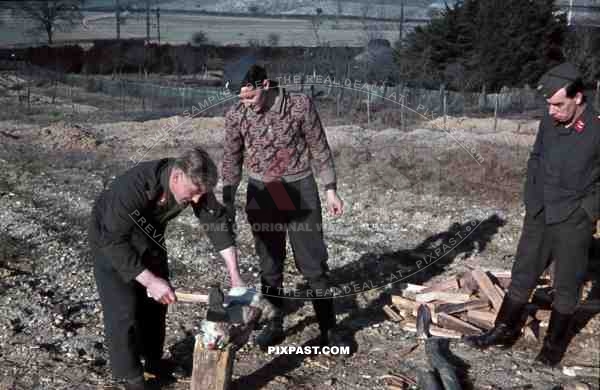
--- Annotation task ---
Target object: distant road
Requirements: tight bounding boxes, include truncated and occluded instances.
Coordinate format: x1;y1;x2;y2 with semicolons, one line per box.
81;6;430;23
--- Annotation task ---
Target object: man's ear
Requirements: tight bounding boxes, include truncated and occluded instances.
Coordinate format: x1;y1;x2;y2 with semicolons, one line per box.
171;167;183;183
575;92;583;105
263;79;270;90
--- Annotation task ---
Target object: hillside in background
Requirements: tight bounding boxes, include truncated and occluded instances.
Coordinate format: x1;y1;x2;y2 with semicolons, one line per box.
1;0;598;48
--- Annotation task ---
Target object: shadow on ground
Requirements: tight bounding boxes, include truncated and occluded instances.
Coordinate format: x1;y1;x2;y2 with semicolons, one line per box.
230;214;506;389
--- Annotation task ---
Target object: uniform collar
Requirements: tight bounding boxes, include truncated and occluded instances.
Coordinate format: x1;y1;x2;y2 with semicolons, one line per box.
241;87;287;117
556;104;588;135
158;159;175;206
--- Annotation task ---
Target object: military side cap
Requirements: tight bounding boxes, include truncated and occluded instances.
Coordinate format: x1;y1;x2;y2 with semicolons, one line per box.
223;55;258;94
537;62;581;98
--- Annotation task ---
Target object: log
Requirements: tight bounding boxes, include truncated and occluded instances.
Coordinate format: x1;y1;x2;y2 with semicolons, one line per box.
471;269;504;311
176;291;209;304
405;283;427;292
415;291;471;304
391;295;438;323
436;299;490;315
437;313;482;335
495;284;506;298
489;270;511;279
419;277;460;294
401;283;428;299
383;305;404;322
466;310;496;329
392;295;419;311
494;277;512;289
457;272;479;294
191;338;234;390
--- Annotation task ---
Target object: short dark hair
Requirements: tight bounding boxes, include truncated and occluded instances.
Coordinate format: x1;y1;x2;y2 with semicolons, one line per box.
241;64;278;90
241;65;268;88
174;147;218;190
565;78;586;102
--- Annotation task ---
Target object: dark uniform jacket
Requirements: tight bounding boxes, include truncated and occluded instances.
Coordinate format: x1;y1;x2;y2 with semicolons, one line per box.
524;104;600;224
89;159;234;282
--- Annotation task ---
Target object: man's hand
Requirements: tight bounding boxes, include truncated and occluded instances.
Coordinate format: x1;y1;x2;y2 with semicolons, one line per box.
230;272;246;288
135;269;176;305
594;219;600;239
326;189;344;217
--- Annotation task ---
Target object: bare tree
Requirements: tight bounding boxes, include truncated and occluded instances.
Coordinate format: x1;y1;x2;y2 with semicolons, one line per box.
10;0;83;45
116;0;120;40
267;32;280;47
360;2;371;21
336;0;343;24
310;7;323;46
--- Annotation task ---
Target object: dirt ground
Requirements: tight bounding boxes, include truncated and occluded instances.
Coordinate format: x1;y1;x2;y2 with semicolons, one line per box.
0;72;598;390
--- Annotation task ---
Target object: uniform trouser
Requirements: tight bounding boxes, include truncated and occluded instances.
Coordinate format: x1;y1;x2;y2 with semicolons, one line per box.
92;246;169;381
508;207;593;314
246;176;336;331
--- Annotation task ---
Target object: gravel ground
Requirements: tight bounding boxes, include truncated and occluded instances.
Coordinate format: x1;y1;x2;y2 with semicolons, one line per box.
0;75;598;390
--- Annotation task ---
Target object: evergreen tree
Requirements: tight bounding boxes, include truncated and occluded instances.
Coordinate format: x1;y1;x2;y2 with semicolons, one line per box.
402;0;567;91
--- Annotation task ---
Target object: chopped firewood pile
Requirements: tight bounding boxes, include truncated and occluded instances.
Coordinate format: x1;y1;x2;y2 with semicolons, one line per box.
383;268;554;341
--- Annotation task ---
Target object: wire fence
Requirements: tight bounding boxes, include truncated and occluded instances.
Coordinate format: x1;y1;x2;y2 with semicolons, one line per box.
2;60;599;128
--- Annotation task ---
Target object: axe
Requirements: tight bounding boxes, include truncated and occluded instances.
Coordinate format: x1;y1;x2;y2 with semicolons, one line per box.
175;283;229;323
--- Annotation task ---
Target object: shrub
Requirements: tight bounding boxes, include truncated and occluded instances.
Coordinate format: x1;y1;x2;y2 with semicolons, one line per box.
191;31;208;46
267;33;280;46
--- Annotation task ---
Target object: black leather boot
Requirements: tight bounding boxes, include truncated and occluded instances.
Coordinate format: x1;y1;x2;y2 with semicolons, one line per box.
255;311;285;351
535;310;572;367
313;298;336;345
464;297;527;349
123;377;147;390
313;298;353;353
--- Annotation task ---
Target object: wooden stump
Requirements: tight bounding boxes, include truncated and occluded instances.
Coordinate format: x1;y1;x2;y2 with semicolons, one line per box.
191;338;235;390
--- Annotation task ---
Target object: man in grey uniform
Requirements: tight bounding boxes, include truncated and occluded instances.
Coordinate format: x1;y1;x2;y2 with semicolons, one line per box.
465;63;599;367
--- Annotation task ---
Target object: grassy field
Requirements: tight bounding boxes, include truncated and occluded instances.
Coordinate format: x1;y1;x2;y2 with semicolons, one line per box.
0;11;403;47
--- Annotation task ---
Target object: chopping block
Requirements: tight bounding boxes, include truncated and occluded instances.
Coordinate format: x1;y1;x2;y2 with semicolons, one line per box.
177;285;261;390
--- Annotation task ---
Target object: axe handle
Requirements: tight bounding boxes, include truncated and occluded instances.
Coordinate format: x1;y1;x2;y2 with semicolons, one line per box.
175;291;209;304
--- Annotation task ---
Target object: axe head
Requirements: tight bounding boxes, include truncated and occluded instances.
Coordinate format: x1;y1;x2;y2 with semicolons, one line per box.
206;284;229;323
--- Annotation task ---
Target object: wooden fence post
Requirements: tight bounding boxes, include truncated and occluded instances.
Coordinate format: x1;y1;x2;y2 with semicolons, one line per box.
443;91;447;131
493;93;499;132
480;84;486;112
366;85;371;125
336;85;343;117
